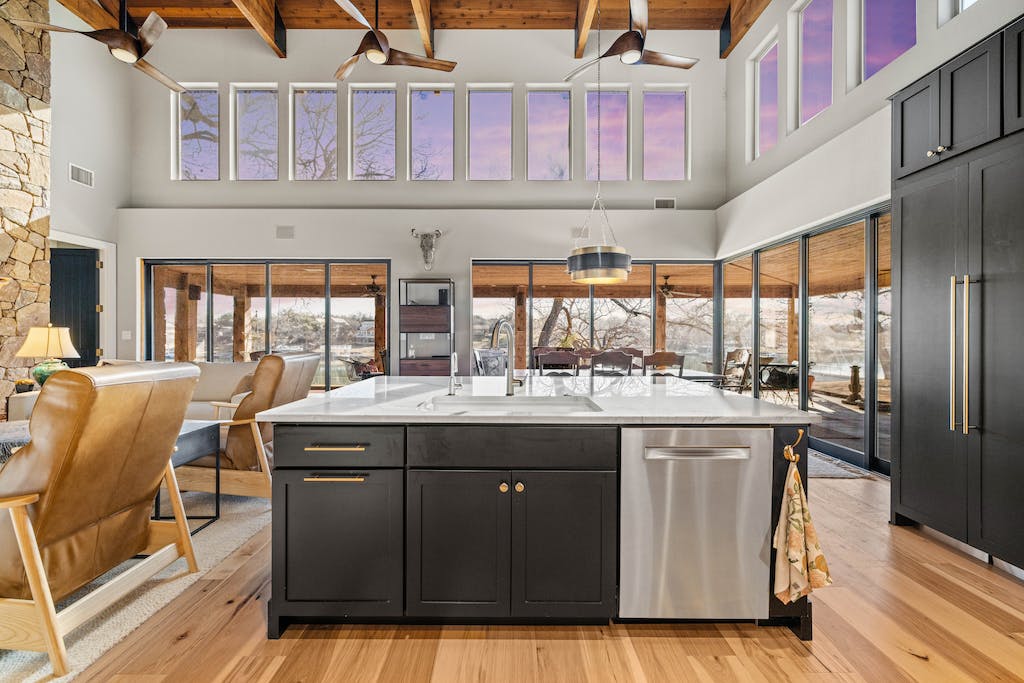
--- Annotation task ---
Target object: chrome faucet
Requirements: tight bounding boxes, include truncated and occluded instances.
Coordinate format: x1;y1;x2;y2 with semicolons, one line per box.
489;320;517;396
448;351;461;395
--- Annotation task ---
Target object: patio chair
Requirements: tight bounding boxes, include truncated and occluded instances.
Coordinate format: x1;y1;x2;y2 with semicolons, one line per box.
643;352;686;377
537;351;581;376
474;348;508;376
591;350;634;376
717;349;752;393
610;347;644;370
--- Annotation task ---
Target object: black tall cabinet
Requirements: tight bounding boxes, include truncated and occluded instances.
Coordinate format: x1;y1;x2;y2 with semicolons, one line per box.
892;16;1024;569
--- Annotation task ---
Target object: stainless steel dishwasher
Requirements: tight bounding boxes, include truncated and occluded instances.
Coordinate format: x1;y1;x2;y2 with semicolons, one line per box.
619;427;773;620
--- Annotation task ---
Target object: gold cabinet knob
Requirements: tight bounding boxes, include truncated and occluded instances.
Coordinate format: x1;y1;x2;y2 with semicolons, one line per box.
514;482;525;493
498;482;509;494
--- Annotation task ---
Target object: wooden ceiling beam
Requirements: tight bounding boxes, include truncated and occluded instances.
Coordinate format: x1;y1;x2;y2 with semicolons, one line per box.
58;0;119;30
410;0;433;58
574;0;598;59
720;0;772;58
228;0;287;57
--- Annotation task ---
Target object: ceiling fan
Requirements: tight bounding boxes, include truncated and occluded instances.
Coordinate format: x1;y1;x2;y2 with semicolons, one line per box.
333;0;457;80
13;0;183;92
362;274;385;297
564;0;699;81
659;275;700;299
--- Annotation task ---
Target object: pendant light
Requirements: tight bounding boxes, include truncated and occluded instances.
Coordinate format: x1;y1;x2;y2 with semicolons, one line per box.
568;0;632;286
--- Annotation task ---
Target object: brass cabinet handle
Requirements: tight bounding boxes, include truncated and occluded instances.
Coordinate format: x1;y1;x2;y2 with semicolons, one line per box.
936;145;949;153
303;476;365;483
514;482;525;493
927;149;937;158
498;482;509;494
304;444;367;452
963;275;971;435
949;275;957;432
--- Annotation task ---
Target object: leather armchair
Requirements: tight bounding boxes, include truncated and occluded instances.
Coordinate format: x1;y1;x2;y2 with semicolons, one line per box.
176;352;320;499
0;362;200;676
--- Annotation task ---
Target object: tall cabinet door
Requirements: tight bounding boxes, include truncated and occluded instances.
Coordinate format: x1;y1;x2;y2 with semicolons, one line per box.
1005;17;1024;135
938;34;1003;159
967;141;1024;567
509;471;616;619
893;164;969;539
406;470;512;617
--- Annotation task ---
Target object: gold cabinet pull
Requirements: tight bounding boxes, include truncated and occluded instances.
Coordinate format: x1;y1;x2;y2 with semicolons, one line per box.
963;275;971;435
514;482;525;493
498;482;509;494
303;476;365;483
304;444;367;452
949;275;957;432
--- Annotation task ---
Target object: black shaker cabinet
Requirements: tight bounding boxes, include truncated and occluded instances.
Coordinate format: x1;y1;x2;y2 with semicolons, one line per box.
892;33;1002;179
1005;16;1024;134
406;469;617;620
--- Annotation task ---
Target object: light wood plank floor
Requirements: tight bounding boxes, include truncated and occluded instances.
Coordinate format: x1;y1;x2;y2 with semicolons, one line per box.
79;475;1024;682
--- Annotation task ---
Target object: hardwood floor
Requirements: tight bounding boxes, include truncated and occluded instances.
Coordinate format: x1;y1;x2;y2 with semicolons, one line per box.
79;475;1024;682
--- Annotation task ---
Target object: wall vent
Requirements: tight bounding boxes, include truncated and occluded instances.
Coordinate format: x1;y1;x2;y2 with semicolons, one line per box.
69;164;94;188
654;198;676;210
276;225;296;239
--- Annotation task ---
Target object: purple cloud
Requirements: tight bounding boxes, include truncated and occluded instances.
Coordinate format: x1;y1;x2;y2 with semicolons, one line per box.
469;90;513;180
643;91;686;180
586;91;628;180
758;43;779;155
864;0;916;80
801;0;833;124
528;90;571;181
411;89;454;181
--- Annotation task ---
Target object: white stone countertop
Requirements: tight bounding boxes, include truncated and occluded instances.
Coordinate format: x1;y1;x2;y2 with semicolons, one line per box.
258;375;819;425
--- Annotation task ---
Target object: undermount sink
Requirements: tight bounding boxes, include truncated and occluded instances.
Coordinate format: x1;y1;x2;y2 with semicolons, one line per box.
420;394;603;415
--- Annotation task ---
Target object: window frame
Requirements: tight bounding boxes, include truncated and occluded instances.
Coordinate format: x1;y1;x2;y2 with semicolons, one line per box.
641;84;690;182
289;83;339;182
584;84;632;181
525;84;573;182
466;83;515;181
229;82;280;181
407;83;456;182
347;83;398;182
170;82;220;181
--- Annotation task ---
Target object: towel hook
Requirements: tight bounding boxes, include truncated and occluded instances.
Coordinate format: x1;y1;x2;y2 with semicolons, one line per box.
783;428;804;463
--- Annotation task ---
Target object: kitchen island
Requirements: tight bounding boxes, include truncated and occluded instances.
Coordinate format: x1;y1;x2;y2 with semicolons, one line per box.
259;376;817;640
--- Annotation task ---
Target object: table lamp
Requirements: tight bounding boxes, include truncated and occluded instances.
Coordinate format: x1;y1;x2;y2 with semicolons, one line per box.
16;323;80;385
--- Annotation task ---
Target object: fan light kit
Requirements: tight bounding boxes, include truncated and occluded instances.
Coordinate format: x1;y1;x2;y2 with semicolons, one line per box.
334;0;457;80
13;0;184;91
567;0;631;286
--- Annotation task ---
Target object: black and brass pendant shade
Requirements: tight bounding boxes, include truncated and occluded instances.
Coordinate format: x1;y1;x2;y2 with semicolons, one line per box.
568;244;632;285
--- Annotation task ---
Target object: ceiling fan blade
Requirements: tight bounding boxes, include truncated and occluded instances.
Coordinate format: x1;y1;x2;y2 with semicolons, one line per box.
629;0;649;37
385;49;456;71
333;0;374;30
138;12;168;57
602;30;644;59
11;20;80;33
335;53;362;80
133;58;185;92
638;49;699;69
563;56;602;81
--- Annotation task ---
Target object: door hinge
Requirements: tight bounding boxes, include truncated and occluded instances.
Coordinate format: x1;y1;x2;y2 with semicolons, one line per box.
96;260;103;269
95;304;103;313
96;348;103;357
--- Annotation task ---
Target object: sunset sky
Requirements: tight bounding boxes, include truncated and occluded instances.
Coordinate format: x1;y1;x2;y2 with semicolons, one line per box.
864;0;916;80
801;0;833;124
410;89;454;180
586;90;628;180
758;43;779;155
468;90;513;180
527;90;571;181
643;91;686;181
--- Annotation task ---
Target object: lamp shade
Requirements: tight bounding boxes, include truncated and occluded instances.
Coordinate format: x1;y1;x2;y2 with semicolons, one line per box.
16;324;80;359
567;245;632;285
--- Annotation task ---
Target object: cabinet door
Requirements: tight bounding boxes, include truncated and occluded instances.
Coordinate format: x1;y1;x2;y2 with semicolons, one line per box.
967;141;1024;566
510;471;616;619
892;72;941;179
1005;17;1024;135
939;34;1002;160
892;164;969;540
274;469;403;614
406;470;511;617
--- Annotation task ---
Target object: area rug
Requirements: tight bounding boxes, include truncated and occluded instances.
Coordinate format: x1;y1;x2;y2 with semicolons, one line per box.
0;492;271;682
808;449;870;478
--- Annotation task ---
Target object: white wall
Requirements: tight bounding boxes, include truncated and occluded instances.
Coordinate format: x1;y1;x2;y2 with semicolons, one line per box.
721;0;1023;250
127;28;727;210
48;1;132;243
114;207;717;372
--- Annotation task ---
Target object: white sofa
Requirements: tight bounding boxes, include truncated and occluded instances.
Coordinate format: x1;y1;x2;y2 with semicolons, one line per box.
6;360;258;422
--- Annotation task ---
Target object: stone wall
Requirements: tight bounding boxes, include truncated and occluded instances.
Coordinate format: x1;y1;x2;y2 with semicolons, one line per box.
0;0;50;411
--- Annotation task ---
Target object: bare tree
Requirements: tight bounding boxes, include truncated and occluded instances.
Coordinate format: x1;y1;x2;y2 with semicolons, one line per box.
179;91;219;179
352;90;396;180
236;89;278;179
294;90;338;180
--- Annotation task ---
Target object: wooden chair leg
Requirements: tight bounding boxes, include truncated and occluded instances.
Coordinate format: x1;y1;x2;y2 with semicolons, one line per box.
162;464;199;573
250;421;273;499
8;507;69;677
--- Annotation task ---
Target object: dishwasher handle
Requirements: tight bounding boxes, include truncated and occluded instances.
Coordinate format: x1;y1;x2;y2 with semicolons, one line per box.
643;446;751;461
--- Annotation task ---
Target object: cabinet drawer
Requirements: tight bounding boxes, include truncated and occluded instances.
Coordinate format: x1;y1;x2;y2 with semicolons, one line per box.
274;425;404;468
400;358;450;376
407;426;618;469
